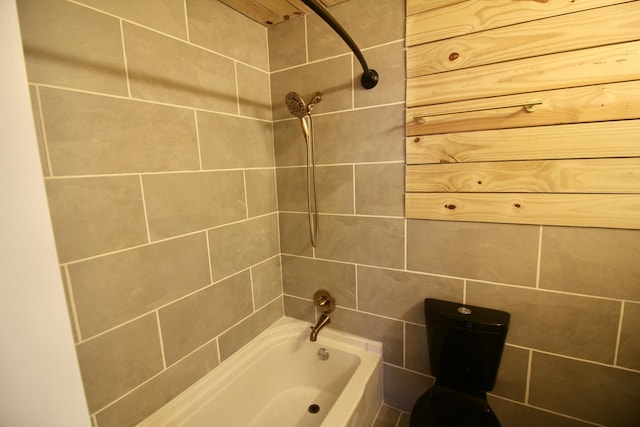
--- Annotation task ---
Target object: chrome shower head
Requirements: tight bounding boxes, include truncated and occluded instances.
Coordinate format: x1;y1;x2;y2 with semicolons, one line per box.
285;92;307;119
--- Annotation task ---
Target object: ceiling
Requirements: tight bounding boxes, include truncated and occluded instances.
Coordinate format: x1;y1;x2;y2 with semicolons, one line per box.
218;0;348;26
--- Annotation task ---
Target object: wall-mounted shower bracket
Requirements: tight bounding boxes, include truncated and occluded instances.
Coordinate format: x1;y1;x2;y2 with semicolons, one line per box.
314;289;335;313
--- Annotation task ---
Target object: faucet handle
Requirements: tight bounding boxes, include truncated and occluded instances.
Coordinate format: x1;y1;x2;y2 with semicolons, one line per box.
313;289;335;313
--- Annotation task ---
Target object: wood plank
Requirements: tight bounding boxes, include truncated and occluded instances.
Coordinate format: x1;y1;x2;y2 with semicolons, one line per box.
407;40;640;107
406;80;640;136
218;0;287;25
405;193;640;229
320;0;350;6
406;158;640;193
407;0;629;46
406;120;640;165
407;2;640;78
407;0;466;17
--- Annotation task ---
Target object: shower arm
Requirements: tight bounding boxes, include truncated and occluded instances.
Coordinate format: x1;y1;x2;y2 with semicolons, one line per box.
301;0;379;89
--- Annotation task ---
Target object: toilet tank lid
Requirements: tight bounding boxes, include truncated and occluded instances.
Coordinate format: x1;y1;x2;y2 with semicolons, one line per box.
425;298;510;332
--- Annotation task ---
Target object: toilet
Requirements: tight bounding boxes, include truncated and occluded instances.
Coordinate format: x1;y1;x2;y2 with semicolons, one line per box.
410;298;510;427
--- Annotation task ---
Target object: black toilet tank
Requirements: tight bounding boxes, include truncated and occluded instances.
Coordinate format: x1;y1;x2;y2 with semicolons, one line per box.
425;298;510;393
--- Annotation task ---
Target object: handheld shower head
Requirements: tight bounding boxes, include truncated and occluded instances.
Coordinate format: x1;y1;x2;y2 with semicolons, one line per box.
285;92;307;119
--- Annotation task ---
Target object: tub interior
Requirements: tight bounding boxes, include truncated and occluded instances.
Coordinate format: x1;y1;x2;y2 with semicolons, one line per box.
138;317;382;427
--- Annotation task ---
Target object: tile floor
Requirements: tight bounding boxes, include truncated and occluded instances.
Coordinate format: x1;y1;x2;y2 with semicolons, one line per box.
372;405;411;427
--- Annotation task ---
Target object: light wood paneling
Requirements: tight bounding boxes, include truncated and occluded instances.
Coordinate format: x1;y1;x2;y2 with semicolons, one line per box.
407;0;629;46
407;158;640;193
406;193;640;229
407;81;640;136
406;120;640;165
407;2;640;78
406;0;640;230
218;0;348;26
408;40;640;107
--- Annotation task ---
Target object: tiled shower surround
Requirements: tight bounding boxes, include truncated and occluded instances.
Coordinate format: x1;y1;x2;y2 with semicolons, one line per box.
17;0;639;426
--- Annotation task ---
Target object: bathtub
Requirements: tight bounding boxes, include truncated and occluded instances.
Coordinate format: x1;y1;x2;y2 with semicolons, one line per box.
138;317;383;427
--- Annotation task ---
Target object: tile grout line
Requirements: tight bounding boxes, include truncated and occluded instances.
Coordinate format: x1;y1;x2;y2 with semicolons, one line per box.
524;349;533;404
119;19;132;98
183;0;190;43
63;265;83;343
613;300;625;366
193;109;203;170
155;311;168;369
33;85;54;176
138;175;152;243
535;225;543;288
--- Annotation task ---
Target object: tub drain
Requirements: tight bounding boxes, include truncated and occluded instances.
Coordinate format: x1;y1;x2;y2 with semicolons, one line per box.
308;404;320;414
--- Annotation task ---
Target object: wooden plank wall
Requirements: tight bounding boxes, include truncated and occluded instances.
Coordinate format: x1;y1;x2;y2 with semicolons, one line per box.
218;0;348;26
405;0;640;229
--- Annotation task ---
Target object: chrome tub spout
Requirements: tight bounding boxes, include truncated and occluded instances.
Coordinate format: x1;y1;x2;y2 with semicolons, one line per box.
310;313;331;342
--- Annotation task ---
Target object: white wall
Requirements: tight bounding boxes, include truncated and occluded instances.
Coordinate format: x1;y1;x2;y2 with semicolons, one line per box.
0;1;90;425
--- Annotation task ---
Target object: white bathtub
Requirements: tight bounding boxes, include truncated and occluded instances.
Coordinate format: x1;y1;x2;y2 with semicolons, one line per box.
138;317;383;427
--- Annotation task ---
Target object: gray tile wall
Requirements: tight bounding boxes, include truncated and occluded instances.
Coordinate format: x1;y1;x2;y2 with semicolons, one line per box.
17;0;640;426
271;0;640;426
17;1;281;426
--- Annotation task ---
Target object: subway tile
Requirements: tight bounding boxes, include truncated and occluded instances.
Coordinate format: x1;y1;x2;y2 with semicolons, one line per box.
405;323;429;374
251;256;282;309
274;120;308;167
45;176;147;263
277;167;307;212
40;88;199;176
383;364;432;414
218;299;283;361
245;169;277;217
354;41;406;108
277;166;354;214
123;23;237;112
315;215;405;268
307;0;405;62
142;171;246;240
208;214;280;281
407;220;539;286
314;105;406;164
271;56;353;120
330;307;404;366
467;282;621;363
28;86;49;176
268;16;307;71
316;165;355;214
69;233;211;338
489;396;594;427
355;163;404;216
237;64;271;120
95;339;219;427
159;271;253;365
357;266;463;324
278;212;314;256
17;0;128;95
492;345;529;403
76;314;163;413
186;0;268;70
75;0;187;39
198;112;274;169
529;352;640;427
284;295;316;323
282;255;356;308
617;301;640;371
540;226;640;300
